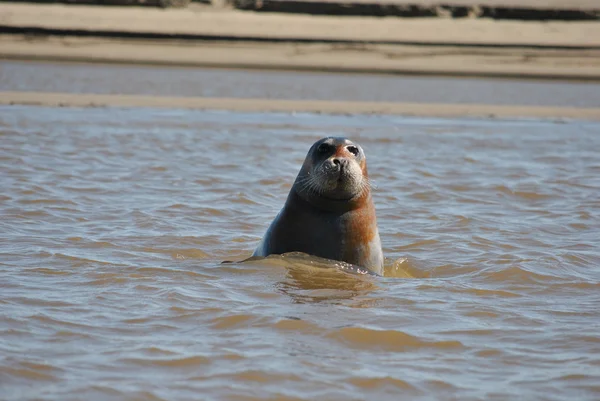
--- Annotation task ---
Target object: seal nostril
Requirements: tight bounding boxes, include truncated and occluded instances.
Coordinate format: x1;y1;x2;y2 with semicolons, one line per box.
332;158;340;166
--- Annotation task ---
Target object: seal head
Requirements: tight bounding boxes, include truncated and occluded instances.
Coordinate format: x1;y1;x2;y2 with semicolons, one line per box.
253;137;384;275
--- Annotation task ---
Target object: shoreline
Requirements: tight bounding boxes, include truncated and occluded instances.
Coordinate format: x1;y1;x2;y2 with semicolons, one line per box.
1;2;600;80
2;2;599;120
2;91;599;121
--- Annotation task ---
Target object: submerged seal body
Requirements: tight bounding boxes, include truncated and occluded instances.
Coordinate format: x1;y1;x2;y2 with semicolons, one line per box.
253;137;384;275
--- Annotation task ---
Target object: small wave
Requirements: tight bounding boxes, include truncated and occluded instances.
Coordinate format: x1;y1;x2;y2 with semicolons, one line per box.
134;266;216;280
1;360;63;381
138;247;209;260
426;379;459;390
19;198;78;205
139;347;178;356
29;314;95;330
25;267;73;276
475;349;504;357
82;269;137;286
556;373;596;381
229;193;262;206
442;329;497;337
348;376;418;391
396;239;440;252
2;367;56;381
251;252;381;277
408;191;445;201
53;253;117;267
53;330;94;339
133;284;161;292
166;306;225;322
449;286;522;298
82;240;118;249
464;310;500;319
492;185;552;200
14;210;52;218
273;318;322;334
7;296;76;307
541;281;600;293
384;257;428;278
209;314;265;330
120;355;210;368
477;265;562;285
205;370;303;384
327;327;464;352
58;185;108;193
121;317;155;324
198;207;230;217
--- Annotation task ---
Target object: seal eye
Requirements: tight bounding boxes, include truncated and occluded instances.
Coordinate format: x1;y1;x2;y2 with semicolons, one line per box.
317;143;333;154
347;145;360;156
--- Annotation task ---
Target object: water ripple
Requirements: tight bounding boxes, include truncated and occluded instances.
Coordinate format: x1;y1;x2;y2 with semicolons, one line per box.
1;105;600;400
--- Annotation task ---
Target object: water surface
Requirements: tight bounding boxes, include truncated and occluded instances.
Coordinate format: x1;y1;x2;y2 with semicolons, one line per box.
2;60;600;107
1;105;600;400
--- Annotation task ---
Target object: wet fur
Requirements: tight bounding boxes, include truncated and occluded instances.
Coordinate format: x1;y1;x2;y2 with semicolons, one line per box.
254;137;384;275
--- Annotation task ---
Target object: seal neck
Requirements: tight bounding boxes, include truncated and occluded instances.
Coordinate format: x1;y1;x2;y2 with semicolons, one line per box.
290;185;371;214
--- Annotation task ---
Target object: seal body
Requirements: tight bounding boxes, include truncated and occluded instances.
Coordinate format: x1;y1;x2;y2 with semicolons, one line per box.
253;137;384;275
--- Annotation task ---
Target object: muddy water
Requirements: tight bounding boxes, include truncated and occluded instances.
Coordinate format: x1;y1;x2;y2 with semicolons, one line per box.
1;104;600;400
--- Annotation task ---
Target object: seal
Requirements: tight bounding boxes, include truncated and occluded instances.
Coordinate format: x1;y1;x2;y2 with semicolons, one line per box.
253;137;384;275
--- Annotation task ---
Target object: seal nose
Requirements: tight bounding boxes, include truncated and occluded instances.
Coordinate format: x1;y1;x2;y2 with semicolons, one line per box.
331;158;348;171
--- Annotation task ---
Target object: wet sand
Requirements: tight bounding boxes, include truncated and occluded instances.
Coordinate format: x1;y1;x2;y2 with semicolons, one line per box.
2;35;599;81
2;90;599;120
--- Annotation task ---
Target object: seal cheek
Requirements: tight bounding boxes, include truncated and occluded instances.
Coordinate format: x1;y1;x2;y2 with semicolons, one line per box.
360;158;368;177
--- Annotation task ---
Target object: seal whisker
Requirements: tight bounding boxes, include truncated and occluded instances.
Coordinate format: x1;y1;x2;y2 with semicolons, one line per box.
309;176;324;197
296;175;318;196
364;177;377;192
298;173;326;197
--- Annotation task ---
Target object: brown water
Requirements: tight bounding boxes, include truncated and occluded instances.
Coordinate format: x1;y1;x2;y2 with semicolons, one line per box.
1;104;600;400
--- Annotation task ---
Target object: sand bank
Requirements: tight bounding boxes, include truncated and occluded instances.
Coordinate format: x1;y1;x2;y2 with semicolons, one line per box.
2;35;600;80
2;91;599;120
2;3;599;47
1;3;600;79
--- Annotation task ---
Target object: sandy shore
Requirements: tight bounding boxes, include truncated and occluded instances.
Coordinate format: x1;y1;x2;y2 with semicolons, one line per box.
2;35;600;80
1;2;600;80
1;2;599;118
2;91;599;120
2;3;600;47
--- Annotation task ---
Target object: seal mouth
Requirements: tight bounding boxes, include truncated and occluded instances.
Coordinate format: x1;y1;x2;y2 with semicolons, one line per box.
313;176;367;202
294;155;368;206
